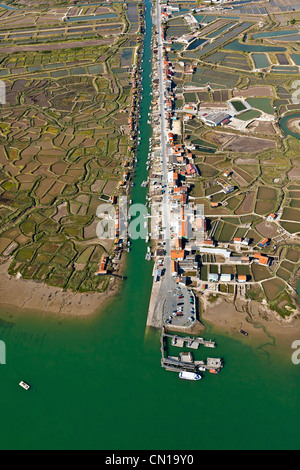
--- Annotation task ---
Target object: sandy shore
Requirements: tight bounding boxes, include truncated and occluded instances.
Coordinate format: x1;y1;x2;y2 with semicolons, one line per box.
0;258;125;317
199;293;300;350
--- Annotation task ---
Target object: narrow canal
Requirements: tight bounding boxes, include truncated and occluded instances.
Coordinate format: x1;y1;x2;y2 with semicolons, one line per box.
0;0;299;451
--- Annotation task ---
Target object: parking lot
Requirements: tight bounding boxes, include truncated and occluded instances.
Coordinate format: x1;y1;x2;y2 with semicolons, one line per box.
162;281;196;328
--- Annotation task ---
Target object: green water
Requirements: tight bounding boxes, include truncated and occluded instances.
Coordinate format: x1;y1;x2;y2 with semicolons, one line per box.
0;0;300;451
291;54;300;66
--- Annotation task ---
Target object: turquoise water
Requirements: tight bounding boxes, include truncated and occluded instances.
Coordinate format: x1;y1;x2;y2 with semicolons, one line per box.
0;303;299;450
192;23;253;59
272;34;300;42
224;39;286;53
194;15;204;23
253;30;297;39
186;38;207;50
271;66;299;74
280;113;300;139
202;15;217;23
0;3;15;10
171;43;184;51
206;22;235;39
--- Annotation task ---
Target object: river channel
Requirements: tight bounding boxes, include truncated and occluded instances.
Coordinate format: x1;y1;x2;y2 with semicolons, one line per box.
0;0;299;451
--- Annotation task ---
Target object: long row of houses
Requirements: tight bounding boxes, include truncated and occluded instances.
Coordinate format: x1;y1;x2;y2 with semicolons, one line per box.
154;4;274;289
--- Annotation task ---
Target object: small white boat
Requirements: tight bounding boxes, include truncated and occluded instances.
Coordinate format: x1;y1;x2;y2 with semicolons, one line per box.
19;381;30;390
179;371;201;381
198;366;206;372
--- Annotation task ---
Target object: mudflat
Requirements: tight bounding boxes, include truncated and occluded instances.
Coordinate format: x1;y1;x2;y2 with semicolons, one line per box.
0;259;121;316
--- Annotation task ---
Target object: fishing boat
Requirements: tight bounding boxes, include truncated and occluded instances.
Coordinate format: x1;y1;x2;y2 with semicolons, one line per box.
19;381;30;391
179;371;201;381
209;368;219;374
